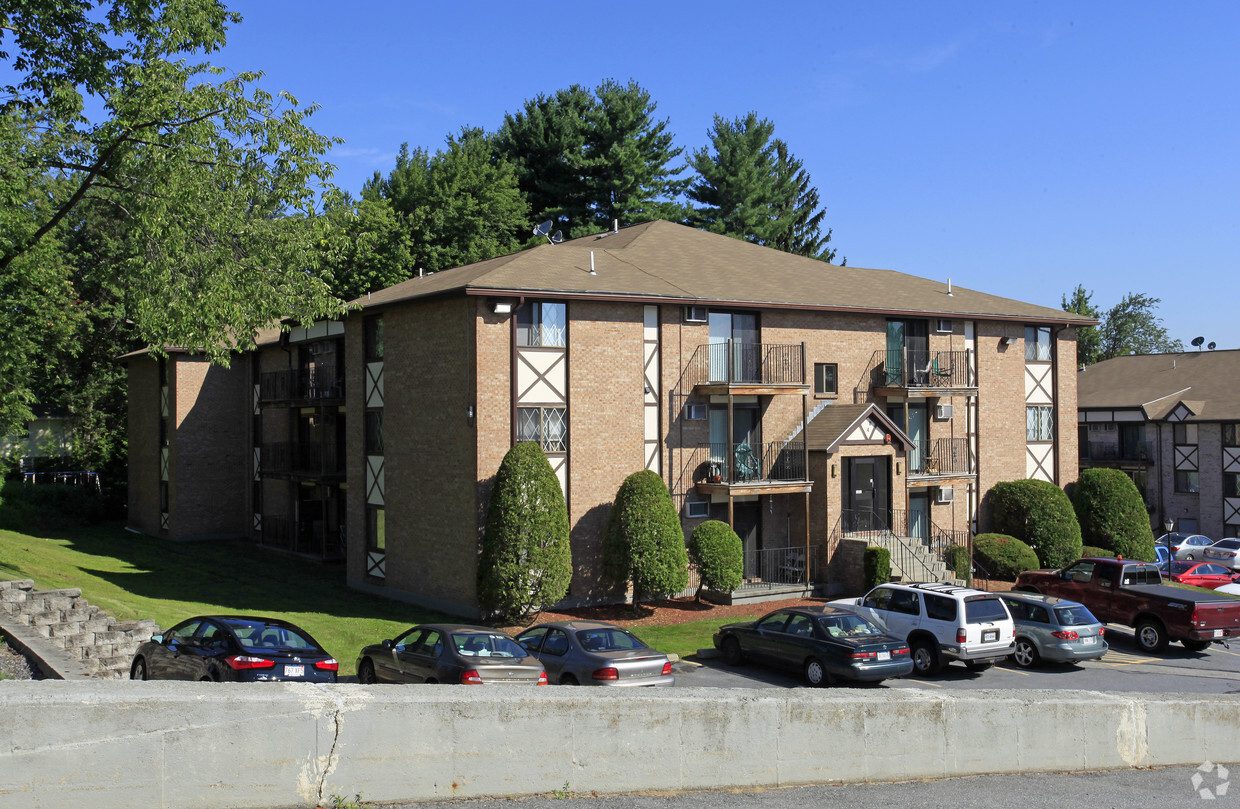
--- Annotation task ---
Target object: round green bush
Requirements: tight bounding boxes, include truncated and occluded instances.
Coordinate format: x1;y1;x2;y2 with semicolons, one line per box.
688;520;743;598
603;469;690;603
1081;545;1116;558
989;479;1083;568
1070;468;1157;562
863;546;891;590
947;544;972;582
973;533;1040;580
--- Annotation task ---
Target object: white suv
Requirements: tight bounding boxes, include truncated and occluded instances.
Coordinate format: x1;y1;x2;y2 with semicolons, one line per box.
834;582;1015;675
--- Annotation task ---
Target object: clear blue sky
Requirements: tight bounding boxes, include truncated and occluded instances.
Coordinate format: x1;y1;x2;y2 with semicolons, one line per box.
192;3;1240;349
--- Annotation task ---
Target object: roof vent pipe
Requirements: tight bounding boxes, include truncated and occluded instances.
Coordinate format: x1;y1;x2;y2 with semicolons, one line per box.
947;278;954;296
589;251;597;275
613;219;619;233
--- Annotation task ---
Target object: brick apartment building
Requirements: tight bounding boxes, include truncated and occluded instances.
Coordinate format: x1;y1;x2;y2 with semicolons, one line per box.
126;220;1090;616
1077;349;1240;540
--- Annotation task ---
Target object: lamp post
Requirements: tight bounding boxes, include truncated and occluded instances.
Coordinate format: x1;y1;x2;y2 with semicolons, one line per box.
1164;518;1174;567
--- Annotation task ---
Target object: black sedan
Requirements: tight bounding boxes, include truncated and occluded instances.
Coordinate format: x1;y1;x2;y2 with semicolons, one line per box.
712;605;913;686
356;624;547;685
129;616;338;683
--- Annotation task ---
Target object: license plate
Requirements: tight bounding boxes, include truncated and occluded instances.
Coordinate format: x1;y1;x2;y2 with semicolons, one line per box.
1081;636;1095;645
1215;630;1224;638
284;664;304;677
982;629;998;642
877;651;891;661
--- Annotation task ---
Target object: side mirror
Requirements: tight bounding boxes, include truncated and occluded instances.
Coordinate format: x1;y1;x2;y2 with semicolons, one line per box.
150;634;164;645
381;639;394;649
1059;571;1071;580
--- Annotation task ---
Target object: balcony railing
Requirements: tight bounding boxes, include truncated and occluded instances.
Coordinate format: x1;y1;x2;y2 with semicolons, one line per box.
685;341;805;389
873;349;974;389
687;440;807;486
1083;441;1154;463
909;437;973;476
741;544;810;586
260;442;342;477
259;365;345;403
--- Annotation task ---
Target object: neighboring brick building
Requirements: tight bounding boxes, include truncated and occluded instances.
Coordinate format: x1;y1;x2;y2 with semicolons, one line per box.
126;220;1090;615
1077;349;1240;540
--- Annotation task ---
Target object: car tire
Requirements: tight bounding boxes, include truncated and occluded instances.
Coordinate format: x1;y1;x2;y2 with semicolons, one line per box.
964;660;993;672
803;657;833;687
130;658;148;681
721;636;745;666
1186;554;1195;561
910;639;941;676
358;659;377;684
560;674;580;685
1135;619;1169;653
1182;639;1212;652
1012;639;1040;668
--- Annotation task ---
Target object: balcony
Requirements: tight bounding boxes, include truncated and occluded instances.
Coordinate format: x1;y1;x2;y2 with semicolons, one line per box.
688;440;812;495
685;342;807;395
871;349;975;397
259;365;344;404
908;437;974;479
260;515;344;560
1082;441;1154;465
259;442;343;479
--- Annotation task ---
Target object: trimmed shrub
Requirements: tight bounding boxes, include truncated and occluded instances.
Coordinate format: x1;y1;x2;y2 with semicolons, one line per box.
973;533;1040;580
989;479;1083;568
602;470;690;604
0;481;105;531
477;442;572;623
863;546;891;591
1082;545;1116;558
1071;468;1157;562
688;520;743;600
947;544;972;582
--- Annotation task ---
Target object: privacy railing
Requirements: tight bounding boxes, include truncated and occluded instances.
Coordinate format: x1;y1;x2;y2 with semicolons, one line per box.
684;341;805;389
872;349;974;389
259;365;345;403
685;440;807;485
1083;441;1155;463
909;437;973;476
741;544;812;587
260;515;345;560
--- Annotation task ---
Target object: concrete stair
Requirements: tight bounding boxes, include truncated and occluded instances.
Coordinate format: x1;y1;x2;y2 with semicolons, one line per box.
867;535;965;586
0;580;159;679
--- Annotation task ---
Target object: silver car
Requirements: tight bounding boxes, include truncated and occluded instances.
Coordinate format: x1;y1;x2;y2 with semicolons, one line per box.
999;592;1107;668
516;620;674;686
356;624;547;685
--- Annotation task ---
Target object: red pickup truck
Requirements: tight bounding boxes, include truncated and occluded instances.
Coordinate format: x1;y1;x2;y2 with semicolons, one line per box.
1014;557;1240;653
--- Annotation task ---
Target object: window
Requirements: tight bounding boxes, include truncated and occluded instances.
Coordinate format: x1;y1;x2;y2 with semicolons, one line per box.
814;363;838;396
1024;326;1051;361
684;402;706;420
1175;470;1199;493
936;319;953;333
1226;474;1240;498
1227;524;1240;538
1026;406;1054;441
541;629;570;656
1225;424;1240;447
686;500;709;518
1173;423;1198;445
518;407;567;452
889;590;920;616
1087;423;1116;432
365;410;384;455
923;593;956;621
366;507;385;551
516;302;566;347
364;315;384;362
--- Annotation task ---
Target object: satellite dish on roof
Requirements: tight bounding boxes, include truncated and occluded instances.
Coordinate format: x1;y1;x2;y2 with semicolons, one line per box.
533;220;552;237
1208;342;1217;350
550;230;563;244
1192;336;1205;349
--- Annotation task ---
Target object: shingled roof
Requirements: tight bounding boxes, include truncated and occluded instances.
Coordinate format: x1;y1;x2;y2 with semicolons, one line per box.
1077;349;1240;421
357;219;1093;325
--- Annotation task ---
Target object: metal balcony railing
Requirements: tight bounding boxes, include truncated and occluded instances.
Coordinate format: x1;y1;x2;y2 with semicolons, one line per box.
260;515;345;560
686;440;807;486
684;341;805;389
1083;441;1154;463
259;365;345;403
909;437;973;476
873;349;974;389
260;442;342;477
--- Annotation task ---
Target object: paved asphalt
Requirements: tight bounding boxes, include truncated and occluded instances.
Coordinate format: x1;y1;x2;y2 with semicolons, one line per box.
388;766;1232;809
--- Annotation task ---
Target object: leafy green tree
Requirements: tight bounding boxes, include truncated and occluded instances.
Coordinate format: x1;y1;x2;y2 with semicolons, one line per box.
366;129;529;273
1061;285;1102;367
477;442;572;622
315;196;415;301
602;470;689;605
1099;292;1184;360
496;80;687;238
0;0;344;440
686;112;838;260
988;479;1083;568
1070;468;1157;562
972;533;1040;580
687;520;743;601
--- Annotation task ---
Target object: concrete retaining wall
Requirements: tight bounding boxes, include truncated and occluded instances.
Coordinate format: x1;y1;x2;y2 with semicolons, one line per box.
2;682;1239;809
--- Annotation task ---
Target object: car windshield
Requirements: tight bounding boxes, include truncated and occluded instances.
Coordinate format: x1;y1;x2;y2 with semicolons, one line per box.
964;597;1008;623
1054;605;1099;627
226;620;319;652
452;633;525;658
575;628;647;652
817;613;883;638
1215;540;1240;550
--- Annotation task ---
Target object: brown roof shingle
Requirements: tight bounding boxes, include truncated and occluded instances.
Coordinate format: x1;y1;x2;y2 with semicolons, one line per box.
1077;350;1240;421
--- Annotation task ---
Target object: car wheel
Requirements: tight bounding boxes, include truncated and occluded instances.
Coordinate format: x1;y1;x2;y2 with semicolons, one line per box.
130;658;148;681
803;657;833;687
560;674;579;685
721;636;745;666
1012;638;1040;669
964;660;993;672
1135;619;1168;653
358;659;377;684
910;639;941;676
1183;639;1212;652
1186;554;1195;561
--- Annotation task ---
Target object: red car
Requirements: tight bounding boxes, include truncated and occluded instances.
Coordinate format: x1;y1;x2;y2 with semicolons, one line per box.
1165;561;1240;589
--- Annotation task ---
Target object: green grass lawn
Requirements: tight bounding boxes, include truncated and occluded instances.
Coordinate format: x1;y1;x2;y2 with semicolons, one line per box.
0;523;742;673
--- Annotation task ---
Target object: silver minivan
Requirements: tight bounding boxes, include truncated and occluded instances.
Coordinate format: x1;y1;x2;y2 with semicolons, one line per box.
999;591;1107;668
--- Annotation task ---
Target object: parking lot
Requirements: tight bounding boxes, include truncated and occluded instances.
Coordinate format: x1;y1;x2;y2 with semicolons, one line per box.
673;624;1240;694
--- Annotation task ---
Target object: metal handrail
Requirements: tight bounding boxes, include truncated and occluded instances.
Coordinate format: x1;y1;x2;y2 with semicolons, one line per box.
872;348;974;389
259;365;345;403
685;341;805;388
686;441;807;485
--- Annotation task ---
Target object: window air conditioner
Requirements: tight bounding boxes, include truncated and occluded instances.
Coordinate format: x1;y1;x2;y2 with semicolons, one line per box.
684;306;708;323
935;486;955;504
934;403;954;420
686;403;707;420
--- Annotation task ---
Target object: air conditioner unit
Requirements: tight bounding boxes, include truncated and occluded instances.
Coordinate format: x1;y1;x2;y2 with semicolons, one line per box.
684;306;708;323
935;486;955;504
935;403;954;420
936;319;953;333
685;403;707;420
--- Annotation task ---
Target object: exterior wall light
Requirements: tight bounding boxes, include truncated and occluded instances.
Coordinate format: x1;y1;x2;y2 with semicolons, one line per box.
493;301;514;315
